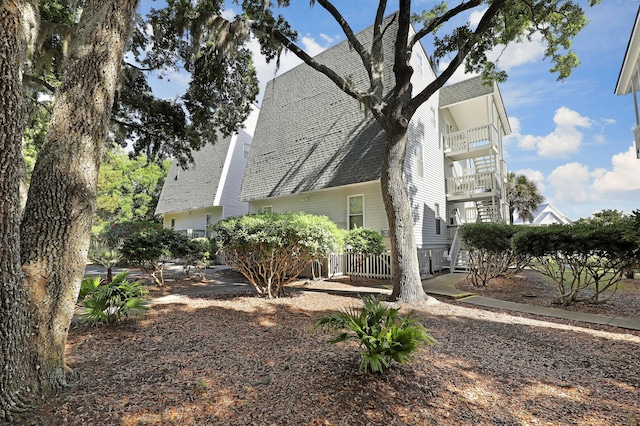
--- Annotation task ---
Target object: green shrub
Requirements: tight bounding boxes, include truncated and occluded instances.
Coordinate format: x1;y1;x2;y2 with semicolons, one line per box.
80;271;149;326
512;221;639;305
212;211;343;298
120;227;205;285
345;228;385;256
457;223;527;286
315;296;437;373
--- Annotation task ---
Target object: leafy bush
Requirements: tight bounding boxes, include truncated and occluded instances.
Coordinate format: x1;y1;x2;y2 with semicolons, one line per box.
80;271;149;326
120;227;205;285
212;211;343;298
512;221;639;305
457;223;527;286
345;228;386;281
315;296;437;373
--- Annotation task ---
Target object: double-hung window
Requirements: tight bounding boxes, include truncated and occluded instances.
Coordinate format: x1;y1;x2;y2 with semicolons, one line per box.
348;195;364;229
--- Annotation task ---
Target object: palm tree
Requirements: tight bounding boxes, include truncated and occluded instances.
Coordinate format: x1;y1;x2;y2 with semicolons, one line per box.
507;172;545;224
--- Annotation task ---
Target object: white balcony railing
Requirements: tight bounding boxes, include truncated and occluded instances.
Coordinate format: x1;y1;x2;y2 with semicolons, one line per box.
446;171;498;198
443;124;500;155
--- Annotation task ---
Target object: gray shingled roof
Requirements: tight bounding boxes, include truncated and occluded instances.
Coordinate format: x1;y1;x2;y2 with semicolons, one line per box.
155;137;232;214
239;15;400;202
439;76;494;107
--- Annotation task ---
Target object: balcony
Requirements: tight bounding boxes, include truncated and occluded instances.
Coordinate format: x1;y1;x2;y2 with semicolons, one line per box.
446;171;502;201
443;124;500;160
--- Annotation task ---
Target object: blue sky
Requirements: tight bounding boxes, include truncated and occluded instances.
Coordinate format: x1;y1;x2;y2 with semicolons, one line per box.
146;0;640;220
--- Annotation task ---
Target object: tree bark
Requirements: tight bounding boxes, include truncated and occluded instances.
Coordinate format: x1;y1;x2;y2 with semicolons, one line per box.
0;0;40;421
382;124;428;303
19;0;139;397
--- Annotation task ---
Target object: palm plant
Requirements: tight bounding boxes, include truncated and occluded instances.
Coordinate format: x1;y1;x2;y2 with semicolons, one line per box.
80;271;149;326
315;296;437;373
507;172;545;224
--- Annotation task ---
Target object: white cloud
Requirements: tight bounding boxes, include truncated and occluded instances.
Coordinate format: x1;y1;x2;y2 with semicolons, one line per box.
537;144;640;219
514;107;591;158
547;162;591;204
592;145;640;193
487;34;546;71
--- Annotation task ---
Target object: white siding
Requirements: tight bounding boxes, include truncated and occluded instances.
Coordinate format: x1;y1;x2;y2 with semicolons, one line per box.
163;206;223;235
249;181;391;245
216;106;259;218
405;37;448;248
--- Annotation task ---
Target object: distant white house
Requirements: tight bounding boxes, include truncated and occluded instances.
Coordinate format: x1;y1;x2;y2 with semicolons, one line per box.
154;105;260;237
513;203;573;226
615;6;640;159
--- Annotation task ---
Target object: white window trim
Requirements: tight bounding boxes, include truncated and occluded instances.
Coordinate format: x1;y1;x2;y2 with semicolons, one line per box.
347;194;365;229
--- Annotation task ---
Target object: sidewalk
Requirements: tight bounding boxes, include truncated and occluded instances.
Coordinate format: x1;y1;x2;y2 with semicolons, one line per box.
422;272;640;331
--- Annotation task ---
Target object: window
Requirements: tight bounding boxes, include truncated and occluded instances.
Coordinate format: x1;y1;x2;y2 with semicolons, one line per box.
435;203;441;235
430;106;437;128
170;218;175;229
416;142;424;178
348;195;364;229
261;206;273;213
243;140;251;159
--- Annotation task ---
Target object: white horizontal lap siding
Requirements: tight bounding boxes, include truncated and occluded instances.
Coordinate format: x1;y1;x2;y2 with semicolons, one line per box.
163;207;222;232
249;181;388;232
406;46;448;248
217;131;250;219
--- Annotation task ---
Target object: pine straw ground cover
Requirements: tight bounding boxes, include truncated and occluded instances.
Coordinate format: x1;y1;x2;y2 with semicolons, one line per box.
19;270;640;426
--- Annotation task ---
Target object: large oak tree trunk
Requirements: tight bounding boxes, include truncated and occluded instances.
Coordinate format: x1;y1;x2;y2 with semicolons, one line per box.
0;0;40;421
382;124;428;303
19;0;138;398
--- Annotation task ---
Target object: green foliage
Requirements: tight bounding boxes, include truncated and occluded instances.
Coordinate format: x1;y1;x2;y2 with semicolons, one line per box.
96;148;170;226
512;221;640;305
78;276;102;303
212;211;343;298
457;223;527;286
88;239;122;283
80;272;149;326
315;296;437;373
101;220;163;248
345;228;385;257
120;226;206;286
506;172;545;224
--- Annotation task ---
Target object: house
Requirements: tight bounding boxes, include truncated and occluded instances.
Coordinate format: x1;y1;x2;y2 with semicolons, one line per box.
615;5;640;159
513;203;573;226
238;14;511;275
154;105;259;237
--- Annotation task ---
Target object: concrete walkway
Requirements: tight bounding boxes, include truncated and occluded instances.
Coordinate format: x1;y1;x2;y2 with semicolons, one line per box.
422;272;640;331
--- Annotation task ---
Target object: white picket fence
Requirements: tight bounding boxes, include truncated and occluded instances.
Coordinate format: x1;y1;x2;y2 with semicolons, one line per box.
302;246;449;280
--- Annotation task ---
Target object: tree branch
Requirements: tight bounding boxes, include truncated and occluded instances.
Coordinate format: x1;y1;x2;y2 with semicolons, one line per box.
246;20;373;105
409;0;483;48
125;61;155;72
316;0;372;79
406;0;507;118
22;74;56;93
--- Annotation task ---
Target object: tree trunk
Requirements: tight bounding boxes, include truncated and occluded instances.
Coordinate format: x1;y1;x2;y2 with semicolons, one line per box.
382;125;428;303
19;0;139;397
0;0;40;421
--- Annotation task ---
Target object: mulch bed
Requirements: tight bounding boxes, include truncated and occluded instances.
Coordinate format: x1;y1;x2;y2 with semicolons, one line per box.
16;269;640;425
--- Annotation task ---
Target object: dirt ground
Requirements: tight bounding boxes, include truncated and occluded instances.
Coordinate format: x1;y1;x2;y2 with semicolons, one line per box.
17;269;640;426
